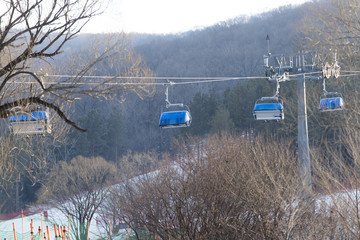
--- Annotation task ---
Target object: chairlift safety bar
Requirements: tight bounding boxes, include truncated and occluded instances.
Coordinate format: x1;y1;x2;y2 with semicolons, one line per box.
260;97;280;101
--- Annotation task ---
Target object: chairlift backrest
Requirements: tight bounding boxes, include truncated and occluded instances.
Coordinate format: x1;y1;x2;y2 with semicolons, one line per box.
319;96;344;112
321;77;344;112
9;111;51;134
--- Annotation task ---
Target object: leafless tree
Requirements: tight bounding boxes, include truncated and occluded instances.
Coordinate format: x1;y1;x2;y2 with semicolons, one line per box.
108;133;338;239
0;0;154;130
117;151;160;178
0;0;154;210
37;155;117;240
92;151;161;239
311;126;360;239
300;0;360;68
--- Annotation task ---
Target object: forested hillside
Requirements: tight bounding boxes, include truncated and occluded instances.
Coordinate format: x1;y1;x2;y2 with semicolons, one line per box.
65;5;309;157
24;4;311;163
7;1;360;237
118;4;307;150
1;3;314;211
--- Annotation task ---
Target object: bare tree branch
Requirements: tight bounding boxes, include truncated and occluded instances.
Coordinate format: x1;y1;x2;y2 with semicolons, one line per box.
0;96;86;132
0;0;154;132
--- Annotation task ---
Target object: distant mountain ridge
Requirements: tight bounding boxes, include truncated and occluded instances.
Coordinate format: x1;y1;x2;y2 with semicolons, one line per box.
132;4;307;77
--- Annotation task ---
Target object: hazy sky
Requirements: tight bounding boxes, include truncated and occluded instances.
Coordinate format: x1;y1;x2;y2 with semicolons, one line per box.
82;0;310;34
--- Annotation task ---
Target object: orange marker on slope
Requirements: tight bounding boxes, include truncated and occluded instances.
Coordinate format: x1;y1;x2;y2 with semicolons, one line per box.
47;226;50;240
54;225;58;239
57;226;61;240
12;222;16;240
30;220;33;240
63;226;66;240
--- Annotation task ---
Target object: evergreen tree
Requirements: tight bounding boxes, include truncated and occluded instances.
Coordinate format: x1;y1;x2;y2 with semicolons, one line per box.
187;91;218;135
74;108;107;158
105;106;125;161
224;79;273;131
210;106;235;134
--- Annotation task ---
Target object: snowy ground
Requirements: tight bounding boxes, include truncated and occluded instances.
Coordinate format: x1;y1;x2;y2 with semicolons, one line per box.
0;207;129;240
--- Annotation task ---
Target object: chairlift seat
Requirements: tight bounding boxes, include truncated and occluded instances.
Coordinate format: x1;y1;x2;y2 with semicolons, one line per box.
159;110;191;128
319;97;344;112
253;103;284;121
9;111;51;134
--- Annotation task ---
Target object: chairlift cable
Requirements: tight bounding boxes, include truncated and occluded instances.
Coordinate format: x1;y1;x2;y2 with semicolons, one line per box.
8;71;360;87
13;75;270;86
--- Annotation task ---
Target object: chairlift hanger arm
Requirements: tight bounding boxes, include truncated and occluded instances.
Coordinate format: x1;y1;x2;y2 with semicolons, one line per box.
264;77;282;99
164;84;184;108
322;77;340;96
322;78;328;95
165;85;171;106
274;78;280;97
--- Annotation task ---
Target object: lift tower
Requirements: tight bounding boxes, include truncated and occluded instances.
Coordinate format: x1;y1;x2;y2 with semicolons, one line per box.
263;36;340;198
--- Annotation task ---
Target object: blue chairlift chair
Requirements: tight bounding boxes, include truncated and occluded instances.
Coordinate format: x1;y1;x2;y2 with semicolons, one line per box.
253;97;284;121
253;77;284;121
9;110;51;134
159;84;192;128
320;78;344;112
319;94;344;112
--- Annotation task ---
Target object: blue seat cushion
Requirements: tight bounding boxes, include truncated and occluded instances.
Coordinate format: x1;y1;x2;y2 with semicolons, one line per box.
254;103;283;111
